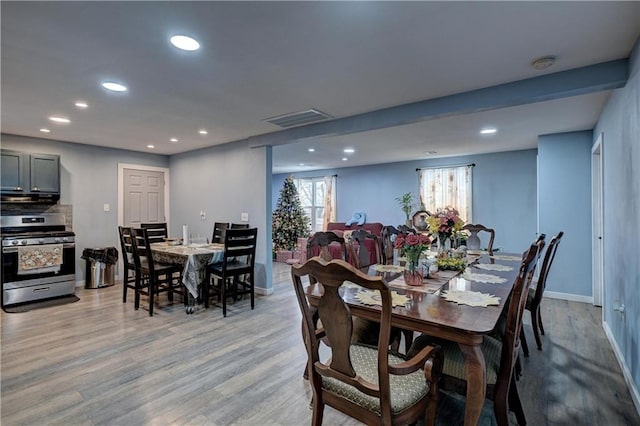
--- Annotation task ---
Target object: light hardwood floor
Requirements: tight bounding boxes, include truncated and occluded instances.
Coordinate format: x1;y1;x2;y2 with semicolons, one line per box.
1;262;638;425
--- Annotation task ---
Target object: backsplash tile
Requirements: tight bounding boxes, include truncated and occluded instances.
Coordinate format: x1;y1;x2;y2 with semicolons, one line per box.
1;203;73;230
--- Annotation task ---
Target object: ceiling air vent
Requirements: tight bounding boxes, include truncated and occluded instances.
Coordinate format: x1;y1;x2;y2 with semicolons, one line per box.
264;109;333;128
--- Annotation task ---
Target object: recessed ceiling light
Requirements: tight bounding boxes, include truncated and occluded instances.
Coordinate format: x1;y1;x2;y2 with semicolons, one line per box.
170;35;200;51
343;148;355;154
147;144;155;149
480;128;497;135
198;129;208;135
299;163;305;166
170;138;179;143
75;101;88;108
308;148;315;152
424;150;437;155
40;128;51;133
531;55;556;70
48;116;70;124
342;157;348;161
101;81;128;92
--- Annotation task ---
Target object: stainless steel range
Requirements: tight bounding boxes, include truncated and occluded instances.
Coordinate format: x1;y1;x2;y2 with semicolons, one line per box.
1;213;76;307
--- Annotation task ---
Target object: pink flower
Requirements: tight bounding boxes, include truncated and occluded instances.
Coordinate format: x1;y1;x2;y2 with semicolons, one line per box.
405;234;420;246
394;235;406;249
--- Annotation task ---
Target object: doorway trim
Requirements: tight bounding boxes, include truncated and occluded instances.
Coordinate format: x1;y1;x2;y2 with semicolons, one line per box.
117;163;170;280
591;133;604;308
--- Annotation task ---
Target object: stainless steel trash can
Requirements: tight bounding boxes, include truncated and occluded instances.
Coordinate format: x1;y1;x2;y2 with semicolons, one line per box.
83;247;118;289
88;260;115;288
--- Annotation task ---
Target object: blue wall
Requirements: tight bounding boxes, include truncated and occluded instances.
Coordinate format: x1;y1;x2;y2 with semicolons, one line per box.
274;149;538;253
538;130;593;297
594;36;640;403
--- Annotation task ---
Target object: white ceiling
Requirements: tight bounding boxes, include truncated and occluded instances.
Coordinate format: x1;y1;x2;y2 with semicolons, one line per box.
1;2;639;173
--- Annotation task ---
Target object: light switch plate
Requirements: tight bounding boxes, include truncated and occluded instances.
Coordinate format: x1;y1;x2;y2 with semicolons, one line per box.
241;212;249;221
103;203;110;212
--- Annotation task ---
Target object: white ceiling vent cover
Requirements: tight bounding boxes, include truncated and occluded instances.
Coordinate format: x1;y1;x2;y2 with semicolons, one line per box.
264;109;333;128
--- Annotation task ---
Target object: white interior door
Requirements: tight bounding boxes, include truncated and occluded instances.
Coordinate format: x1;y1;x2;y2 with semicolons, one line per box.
123;168;165;227
592;134;604;308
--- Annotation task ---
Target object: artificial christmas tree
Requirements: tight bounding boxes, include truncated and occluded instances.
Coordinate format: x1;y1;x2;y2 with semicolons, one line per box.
272;176;310;259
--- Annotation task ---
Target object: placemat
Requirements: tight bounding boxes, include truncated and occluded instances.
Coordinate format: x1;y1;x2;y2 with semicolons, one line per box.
466;250;487;256
372;264;405;273
441;290;500;307
490;254;522;262
355;289;408;307
473;263;514;272
460;271;507;284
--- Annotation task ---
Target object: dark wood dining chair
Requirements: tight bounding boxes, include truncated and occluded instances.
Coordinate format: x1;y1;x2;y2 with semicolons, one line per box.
203;227;258;316
380;225;401;265
117;226;139;303
230;223;249;229
130;227;183;316
140;222;168;244
306;231;347;262
291;257;443;426
462;223;495;254
521;231;564;356
345;229;405;353
397;224;417;235
346;229;382;271
211;222;229;244
408;238;543;426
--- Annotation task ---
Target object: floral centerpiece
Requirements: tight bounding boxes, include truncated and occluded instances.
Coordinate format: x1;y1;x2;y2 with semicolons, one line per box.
394;233;432;286
436;256;466;271
427;207;464;252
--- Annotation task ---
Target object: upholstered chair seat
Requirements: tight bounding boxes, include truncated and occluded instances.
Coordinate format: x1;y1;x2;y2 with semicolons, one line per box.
323;344;432;416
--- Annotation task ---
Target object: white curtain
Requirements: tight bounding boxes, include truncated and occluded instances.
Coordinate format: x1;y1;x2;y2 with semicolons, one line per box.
323;175;337;231
419;165;473;222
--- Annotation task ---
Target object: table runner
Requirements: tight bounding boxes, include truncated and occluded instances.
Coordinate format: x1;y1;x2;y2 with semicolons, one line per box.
387;269;460;294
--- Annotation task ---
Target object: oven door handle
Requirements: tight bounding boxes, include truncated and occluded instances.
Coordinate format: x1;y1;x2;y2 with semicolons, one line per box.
2;243;75;254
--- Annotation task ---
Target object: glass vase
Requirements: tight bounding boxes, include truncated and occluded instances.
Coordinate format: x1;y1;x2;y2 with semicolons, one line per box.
438;233;451;254
403;260;424;286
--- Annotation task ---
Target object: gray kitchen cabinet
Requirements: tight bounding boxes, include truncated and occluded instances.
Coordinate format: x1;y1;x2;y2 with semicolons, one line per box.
1;149;27;193
29;153;60;193
1;149;60;195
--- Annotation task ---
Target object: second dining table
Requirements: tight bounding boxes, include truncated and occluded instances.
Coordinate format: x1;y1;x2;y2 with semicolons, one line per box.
304;251;525;426
151;241;225;313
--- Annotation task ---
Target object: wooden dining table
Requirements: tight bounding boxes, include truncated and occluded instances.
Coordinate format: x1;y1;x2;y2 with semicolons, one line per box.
304;251;524;426
151;242;224;313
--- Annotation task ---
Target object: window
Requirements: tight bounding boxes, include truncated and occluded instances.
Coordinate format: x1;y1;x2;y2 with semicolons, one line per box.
419;165;473;222
295;177;325;233
295;175;336;232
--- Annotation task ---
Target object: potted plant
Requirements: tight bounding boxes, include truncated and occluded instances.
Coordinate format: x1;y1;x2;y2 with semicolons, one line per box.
395;192;415;227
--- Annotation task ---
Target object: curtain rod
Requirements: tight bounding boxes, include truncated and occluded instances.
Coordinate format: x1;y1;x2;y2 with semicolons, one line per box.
415;163;475;172
292;174;338;179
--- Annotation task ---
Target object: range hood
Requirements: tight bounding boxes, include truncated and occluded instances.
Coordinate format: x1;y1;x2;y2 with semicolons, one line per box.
1;193;60;204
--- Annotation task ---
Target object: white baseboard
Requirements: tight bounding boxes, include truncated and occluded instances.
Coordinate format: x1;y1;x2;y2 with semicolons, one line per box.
603;321;640;416
76;280;84;288
544;290;593;304
255;286;274;296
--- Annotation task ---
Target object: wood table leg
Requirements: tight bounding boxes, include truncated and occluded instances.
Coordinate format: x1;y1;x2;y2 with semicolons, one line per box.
459;343;486;426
